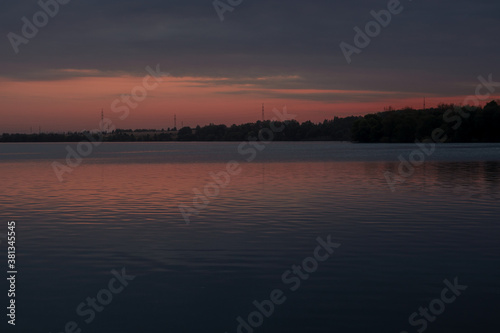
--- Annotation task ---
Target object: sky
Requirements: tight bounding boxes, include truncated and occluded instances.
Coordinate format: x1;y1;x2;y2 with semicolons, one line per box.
1;0;499;132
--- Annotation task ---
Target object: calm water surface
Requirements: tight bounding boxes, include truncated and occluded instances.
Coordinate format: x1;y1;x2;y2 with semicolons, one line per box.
0;142;499;332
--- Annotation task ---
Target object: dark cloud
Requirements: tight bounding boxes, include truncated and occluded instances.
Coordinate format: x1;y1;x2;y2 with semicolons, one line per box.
1;0;499;96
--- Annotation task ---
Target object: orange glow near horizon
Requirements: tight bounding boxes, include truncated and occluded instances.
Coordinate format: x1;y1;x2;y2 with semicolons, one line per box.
1;73;498;133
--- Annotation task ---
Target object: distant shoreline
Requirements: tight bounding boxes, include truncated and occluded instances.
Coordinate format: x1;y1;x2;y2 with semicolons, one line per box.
2;101;499;143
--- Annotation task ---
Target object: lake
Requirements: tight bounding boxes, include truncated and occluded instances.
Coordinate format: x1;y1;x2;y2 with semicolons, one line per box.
1;142;499;333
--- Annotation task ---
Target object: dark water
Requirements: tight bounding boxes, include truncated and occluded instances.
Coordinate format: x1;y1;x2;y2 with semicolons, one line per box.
1;142;499;333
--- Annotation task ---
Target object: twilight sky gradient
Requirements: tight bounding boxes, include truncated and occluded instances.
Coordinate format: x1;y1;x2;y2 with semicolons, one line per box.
1;0;499;132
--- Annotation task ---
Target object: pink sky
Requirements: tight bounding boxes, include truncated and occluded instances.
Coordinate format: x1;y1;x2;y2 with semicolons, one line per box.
1;72;498;133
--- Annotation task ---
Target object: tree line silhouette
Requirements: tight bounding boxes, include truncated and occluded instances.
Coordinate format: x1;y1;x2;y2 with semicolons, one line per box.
0;117;358;142
1;101;499;143
352;100;500;143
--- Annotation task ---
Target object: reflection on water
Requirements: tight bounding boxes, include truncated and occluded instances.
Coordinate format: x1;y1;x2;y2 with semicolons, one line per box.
0;142;499;333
